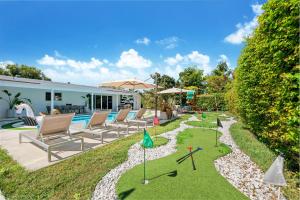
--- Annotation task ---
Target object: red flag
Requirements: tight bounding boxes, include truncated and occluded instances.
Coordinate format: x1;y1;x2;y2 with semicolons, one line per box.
153;116;160;126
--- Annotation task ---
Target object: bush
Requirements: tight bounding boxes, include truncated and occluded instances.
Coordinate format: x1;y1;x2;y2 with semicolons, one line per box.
235;0;299;170
224;81;239;115
196;93;226;111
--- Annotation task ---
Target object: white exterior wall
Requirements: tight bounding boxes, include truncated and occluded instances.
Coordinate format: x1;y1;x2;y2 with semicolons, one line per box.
0;87;89;118
0;86;141;118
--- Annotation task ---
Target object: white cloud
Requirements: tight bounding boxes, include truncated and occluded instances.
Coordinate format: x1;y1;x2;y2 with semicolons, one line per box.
164;53;184;65
162;51;211;75
187;51;210;67
164;65;183;79
225;4;263;44
100;67;109;74
43;67;138;86
0;60;14;69
37;55;66;66
37;51;152;85
218;54;231;66
135;37;150;45
37;55;103;70
156;36;180;49
66;57;103;70
116;49;152;69
251;4;263;15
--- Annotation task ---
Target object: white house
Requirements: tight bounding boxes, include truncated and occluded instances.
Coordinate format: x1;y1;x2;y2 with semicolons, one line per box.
0;75;141;119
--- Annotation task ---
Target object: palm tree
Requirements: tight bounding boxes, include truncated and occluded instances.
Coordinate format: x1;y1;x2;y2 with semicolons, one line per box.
0;90;31;117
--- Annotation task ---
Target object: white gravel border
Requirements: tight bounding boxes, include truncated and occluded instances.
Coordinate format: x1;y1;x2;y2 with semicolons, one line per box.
214;118;285;200
92;117;193;200
0;191;5;200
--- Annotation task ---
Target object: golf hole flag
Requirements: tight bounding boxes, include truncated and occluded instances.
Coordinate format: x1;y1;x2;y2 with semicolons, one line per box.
263;155;286;199
142;129;153;184
263;155;286;186
201;112;206;120
143;129;153;148
217;118;223;128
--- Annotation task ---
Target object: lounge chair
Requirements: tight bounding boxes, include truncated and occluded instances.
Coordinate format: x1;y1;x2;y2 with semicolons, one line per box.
127;108;148;130
83;112;120;143
19;113;84;162
109;108;131;133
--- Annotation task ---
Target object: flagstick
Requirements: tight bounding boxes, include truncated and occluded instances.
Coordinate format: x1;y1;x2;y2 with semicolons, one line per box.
215;129;218;147
144;146;146;184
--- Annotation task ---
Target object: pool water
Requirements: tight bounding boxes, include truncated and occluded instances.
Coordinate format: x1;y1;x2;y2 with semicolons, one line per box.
72;111;137;126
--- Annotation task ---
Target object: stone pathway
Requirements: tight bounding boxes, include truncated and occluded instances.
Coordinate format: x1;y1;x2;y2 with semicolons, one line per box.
0;191;5;200
92;117;193;200
214;118;284;200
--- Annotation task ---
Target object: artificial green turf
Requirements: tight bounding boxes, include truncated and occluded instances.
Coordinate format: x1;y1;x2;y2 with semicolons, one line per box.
152;136;169;147
185;120;217;128
116;128;248;200
230;122;300;200
0;115;190;199
185;112;232;128
1;122;36;130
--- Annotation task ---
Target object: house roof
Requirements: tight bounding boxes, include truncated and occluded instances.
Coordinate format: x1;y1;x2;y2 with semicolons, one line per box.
0;75;137;95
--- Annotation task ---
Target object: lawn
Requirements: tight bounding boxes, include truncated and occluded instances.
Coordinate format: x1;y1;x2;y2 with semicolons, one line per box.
230;122;299;200
185;111;231;128
0;115;190;199
148;136;169;148
116;128;248;200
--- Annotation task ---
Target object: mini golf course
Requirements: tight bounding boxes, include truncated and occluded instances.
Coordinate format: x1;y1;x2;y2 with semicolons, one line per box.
116;127;248;200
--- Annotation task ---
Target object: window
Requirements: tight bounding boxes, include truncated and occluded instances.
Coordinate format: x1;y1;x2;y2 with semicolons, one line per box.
45;92;62;101
108;96;112;109
95;95;101;109
102;96;107;109
45;92;51;101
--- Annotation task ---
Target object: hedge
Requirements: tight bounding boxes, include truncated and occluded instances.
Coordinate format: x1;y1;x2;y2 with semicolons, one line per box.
235;0;299;170
196;93;226;111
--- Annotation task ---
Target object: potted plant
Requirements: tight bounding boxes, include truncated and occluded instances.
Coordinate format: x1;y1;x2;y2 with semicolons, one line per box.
0;90;32;118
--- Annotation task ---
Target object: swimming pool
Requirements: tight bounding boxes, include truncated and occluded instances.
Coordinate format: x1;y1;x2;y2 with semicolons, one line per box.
72;111;137;125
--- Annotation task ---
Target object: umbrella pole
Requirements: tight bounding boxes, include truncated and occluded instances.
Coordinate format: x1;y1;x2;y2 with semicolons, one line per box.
155;73;158;117
180;81;183;107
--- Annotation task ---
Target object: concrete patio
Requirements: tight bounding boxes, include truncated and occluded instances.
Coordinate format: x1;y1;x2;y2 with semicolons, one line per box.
0;122;140;171
0;115;177;171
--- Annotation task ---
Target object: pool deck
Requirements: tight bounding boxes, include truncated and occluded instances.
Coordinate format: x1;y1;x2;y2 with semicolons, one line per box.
0;123;142;170
0;115;177;171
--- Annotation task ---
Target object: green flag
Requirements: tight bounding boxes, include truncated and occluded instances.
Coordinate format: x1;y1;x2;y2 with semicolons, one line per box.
143;129;153;148
201;112;207;119
217;118;223;128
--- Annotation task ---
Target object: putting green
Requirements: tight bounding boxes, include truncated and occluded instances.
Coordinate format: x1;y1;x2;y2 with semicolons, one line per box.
116;128;248;200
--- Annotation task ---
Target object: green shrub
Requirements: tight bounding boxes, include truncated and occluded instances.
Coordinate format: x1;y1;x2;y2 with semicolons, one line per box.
196;93;226;111
235;0;299;170
224;80;239;115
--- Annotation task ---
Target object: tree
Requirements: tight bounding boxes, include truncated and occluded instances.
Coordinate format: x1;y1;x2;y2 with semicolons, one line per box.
206;75;229;94
235;0;299;169
0;64;51;80
150;72;175;89
205;61;232;94
178;66;204;92
212;61;231;76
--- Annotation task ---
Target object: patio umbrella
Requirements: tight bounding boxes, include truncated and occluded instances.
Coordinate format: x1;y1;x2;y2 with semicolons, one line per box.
157;87;190;94
100;79;157;90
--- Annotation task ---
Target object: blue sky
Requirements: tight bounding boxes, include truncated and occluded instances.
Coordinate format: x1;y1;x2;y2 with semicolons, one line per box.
0;0;265;86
